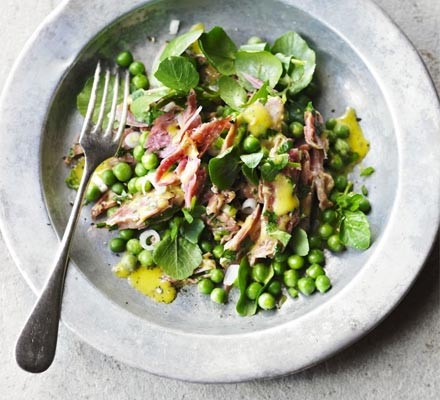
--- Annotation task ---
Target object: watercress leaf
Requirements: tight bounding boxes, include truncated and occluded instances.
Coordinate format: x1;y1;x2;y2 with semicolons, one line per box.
242;164;259;186
236;257;257;316
182;208;193;224
130;87;174;121
235;51;283;88
336;192;363;211
218;76;247;111
198;27;238;75
208;146;240;189
340;210;371;250
77;75;124;125
360;166;375;177
181;218;205;244
248;82;270;104
271;31;316;94
154;56;199;92
153;235;202;279
240;152;264;168
290;227;309;256
269;230;291;247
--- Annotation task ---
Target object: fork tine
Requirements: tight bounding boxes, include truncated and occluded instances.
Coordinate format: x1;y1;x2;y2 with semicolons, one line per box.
79;62;101;139
104;70;120;136
113;70;130;143
92;67;111;133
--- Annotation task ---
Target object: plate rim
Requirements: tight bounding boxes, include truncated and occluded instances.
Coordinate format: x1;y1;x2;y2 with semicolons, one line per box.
0;0;439;382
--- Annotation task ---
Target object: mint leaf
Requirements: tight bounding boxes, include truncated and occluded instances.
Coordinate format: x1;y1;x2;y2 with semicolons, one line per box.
235;51;283;88
155;56;199;92
340;210;371;250
153;235;202;279
218;76;247;110
199;27;238;75
290;227;309;256
240;152;264;168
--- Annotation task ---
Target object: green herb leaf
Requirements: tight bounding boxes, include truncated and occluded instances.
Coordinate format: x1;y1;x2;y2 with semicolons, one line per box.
240;43;270;52
181;218;205;244
198;27;238;75
182;208;194;224
271;31;316;94
218;76;247;111
240;152;264;168
248;82;270;104
336;192;364;211
268;230;291;247
153;235;202;279
77;75;124;125
130;87;174;121
361;185;369;196
242;164;259;186
154;56;199;92
360;166;375;177
235;51;283;88
208;146;240;189
290;227;309;256
340;210;371;250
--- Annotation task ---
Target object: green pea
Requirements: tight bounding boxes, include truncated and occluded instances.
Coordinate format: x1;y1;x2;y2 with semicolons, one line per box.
327;234;345;252
309;234;323;249
329;154;344;171
252;263;270;283
335;124;350;139
135;176;152;193
210;269;224;284
274;253;288;263
258;292;276;310
243;135;261;153
126;238;143;256
326;129;338;144
141;152;159;170
308;249;325;265
326;118;337;130
133;145;145;162
138;131;149;147
272;261;286;276
298;277;316;296
306;264;325;279
109;237;126;253
283;269;300;288
111;182;125;195
138;249;154;267
246;282;263;300
115;51;133;67
85;184;101;203
247;36;263;44
200;240;213;253
287;255;304;270
132;74;149;89
359;197;371;213
335;174;348;191
135;163;148;177
318;223;334;239
287;287;299;298
128;61;145;76
112;162;133;182
315;275;332;293
212;244;224;259
289;121;304;138
119;253;138;271
198;278;214;295
322;209;337;224
101;169;117;186
107;206;119;218
330;190;341;203
119;229;135;241
267;280;282;296
127;177;138;194
210;288;227;304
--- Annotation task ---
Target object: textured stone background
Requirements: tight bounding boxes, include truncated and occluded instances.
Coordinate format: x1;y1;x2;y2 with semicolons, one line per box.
0;0;439;398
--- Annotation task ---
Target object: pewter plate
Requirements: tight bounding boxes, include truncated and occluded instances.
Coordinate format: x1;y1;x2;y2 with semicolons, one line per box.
0;0;439;382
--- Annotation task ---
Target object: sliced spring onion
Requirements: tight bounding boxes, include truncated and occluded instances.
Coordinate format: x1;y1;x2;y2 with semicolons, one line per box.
223;264;239;286
242;198;257;214
139;230;161;251
124;131;140;148
169;19;180;35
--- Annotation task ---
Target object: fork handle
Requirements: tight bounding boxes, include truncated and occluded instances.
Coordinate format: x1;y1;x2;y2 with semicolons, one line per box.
15;157;96;373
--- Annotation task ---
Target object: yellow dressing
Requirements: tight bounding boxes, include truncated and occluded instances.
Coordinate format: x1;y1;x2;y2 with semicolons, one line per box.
190;23;205;54
128;266;177;303
167;122;179;137
242;101;272;137
273;174;299;216
337;107;369;161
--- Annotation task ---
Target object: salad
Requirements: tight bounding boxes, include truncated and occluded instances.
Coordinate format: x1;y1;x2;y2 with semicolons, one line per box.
66;24;373;315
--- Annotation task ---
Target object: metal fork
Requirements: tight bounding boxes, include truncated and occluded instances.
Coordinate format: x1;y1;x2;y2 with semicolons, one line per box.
15;62;130;373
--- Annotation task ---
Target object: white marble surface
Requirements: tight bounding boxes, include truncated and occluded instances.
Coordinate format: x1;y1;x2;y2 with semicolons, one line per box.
0;0;439;398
